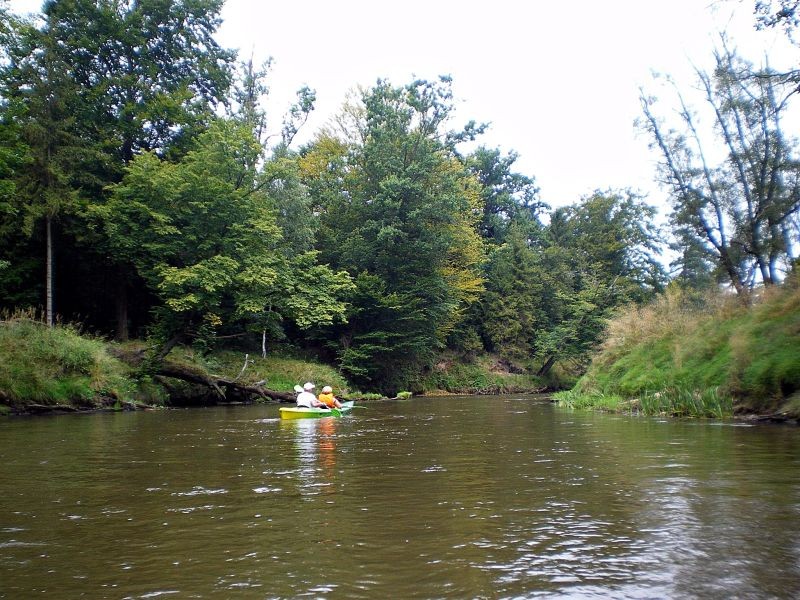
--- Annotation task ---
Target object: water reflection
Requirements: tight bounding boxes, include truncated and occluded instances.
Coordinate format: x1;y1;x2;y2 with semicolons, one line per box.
280;417;340;502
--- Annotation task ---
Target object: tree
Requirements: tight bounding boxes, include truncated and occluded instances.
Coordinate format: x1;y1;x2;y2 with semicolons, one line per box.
309;78;485;392
98;119;352;359
540;195;657;375
548;190;667;302
640;46;800;295
1;10;83;326
2;0;236;337
465;146;545;243
477;223;545;361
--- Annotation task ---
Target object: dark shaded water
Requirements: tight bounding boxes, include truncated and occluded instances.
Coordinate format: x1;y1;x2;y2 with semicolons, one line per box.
1;395;799;598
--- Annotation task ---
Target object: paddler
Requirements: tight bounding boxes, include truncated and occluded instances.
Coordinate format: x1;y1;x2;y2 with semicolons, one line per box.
318;385;342;409
295;382;327;408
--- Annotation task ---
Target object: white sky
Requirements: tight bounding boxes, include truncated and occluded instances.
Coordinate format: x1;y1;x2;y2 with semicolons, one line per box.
8;0;799;211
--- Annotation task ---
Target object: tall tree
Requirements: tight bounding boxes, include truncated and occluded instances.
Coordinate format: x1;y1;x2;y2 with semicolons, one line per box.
640;46;800;295
309;78;485;392
1;10;82;326
2;0;236;336
465;146;545;242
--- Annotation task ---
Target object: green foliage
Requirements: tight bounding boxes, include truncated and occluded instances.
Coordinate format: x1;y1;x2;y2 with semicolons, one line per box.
474;190;666;377
35;0;234;169
309;78;485;393
0;0;237;337
465;146;545;242
97;119;352;355
478;224;544;360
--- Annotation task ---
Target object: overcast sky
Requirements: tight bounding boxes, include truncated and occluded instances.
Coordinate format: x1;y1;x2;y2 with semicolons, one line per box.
8;0;798;211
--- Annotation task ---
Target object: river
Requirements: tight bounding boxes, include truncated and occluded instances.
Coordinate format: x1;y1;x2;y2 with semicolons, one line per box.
1;395;799;598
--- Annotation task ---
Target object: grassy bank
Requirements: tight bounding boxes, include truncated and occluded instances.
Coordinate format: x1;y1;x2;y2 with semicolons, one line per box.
417;352;548;395
0;316;365;414
555;282;800;419
0;315;138;412
2;314;558;415
159;346;352;399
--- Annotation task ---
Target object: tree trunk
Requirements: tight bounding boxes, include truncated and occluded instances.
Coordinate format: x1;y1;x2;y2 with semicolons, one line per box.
537;355;557;377
156;363;295;403
115;275;129;341
45;215;54;328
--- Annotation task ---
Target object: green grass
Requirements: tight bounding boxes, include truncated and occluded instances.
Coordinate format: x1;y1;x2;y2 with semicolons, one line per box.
553;389;624;412
638;387;732;418
0;314;136;409
418;353;543;394
561;282;800;418
166;347;351;395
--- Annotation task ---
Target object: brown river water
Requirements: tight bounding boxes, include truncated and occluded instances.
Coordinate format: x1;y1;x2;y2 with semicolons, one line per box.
1;395;799;598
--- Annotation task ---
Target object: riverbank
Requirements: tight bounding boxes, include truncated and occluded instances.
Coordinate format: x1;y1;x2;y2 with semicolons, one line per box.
0;316;549;416
416;351;556;395
555;282;800;422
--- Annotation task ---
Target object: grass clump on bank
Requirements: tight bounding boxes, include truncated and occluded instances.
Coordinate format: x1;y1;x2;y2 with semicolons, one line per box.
555;282;800;419
0;313;136;410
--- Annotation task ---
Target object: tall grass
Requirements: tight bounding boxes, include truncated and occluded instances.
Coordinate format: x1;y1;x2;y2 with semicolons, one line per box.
563;282;800;418
0;311;134;407
639;387;732;418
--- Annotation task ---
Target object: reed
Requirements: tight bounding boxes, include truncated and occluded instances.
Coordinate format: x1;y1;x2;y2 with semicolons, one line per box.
639;387;732;418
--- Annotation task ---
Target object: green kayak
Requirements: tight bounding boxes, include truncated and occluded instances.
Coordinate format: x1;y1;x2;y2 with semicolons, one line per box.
279;400;354;420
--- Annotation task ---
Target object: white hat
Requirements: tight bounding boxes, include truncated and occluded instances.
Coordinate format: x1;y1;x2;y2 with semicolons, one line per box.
303;382;315;391
322;386;333;393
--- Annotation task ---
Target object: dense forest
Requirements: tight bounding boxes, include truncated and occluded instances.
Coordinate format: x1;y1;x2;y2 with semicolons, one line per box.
1;0;799;396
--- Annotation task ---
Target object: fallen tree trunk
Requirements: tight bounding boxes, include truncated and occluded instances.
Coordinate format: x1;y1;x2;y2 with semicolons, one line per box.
155;363;295;403
108;346;297;403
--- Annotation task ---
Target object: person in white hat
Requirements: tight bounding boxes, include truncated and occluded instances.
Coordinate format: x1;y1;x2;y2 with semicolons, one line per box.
295;382;326;409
